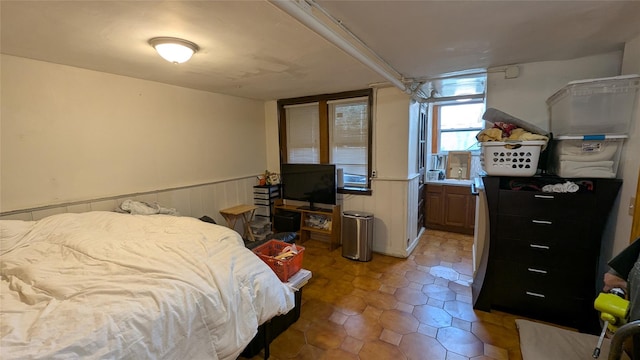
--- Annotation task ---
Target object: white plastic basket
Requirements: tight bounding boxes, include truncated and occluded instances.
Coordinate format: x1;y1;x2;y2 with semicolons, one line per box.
480;141;546;176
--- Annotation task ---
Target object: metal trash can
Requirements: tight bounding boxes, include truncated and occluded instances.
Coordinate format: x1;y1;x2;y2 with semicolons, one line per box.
342;210;374;261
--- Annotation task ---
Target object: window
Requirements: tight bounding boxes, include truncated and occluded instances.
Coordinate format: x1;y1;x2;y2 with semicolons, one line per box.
329;98;368;188
434;101;485;153
278;89;372;193
285;103;320;163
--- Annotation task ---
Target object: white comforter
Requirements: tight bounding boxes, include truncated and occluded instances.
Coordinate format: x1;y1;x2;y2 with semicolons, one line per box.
0;211;295;360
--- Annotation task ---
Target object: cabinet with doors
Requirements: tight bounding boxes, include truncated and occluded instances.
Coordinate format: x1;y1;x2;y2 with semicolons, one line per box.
425;184;475;234
472;176;622;334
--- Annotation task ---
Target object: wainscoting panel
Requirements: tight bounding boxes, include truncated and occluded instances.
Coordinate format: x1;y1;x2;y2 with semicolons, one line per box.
342;177;418;258
0;176;260;235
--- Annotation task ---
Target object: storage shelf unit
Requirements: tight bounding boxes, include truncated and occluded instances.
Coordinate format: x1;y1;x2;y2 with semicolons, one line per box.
274;199;341;250
253;185;280;223
472;175;622;334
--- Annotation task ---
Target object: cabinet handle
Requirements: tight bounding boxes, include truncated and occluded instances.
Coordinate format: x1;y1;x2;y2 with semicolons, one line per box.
530;244;550;250
527;268;548;274
534;195;555;199
532;219;553;225
525;291;546;298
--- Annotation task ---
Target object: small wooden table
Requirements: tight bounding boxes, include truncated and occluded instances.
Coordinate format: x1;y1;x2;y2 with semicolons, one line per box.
220;204;258;241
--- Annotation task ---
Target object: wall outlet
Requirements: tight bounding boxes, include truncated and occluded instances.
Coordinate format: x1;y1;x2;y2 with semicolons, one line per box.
630;197;636;216
371;170;377;178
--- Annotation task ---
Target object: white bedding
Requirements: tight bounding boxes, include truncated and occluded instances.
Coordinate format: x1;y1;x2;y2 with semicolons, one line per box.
0;211;295;360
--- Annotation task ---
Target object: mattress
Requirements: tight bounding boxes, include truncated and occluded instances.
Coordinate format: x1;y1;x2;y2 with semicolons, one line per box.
0;211;295;360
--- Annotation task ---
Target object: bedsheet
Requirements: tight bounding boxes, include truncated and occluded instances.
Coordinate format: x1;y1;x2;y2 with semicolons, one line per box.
0;211;295;359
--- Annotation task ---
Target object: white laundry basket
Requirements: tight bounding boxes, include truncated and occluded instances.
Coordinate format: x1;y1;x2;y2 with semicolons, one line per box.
480;140;546;176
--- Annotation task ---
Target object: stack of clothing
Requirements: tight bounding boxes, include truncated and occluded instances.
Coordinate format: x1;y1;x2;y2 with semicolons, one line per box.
476;121;549;148
477;108;550;152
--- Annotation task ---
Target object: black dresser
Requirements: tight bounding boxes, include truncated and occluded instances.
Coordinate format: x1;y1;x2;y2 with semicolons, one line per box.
472;175;622;334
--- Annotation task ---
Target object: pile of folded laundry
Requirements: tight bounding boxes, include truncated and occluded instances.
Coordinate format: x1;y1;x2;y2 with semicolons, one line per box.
476;121;549;145
476;108;549;147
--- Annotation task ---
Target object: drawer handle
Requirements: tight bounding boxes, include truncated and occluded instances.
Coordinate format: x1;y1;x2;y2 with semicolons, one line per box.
528;268;548;274
534;195;555;199
526;291;546;298
530;244;550;250
532;219;553;225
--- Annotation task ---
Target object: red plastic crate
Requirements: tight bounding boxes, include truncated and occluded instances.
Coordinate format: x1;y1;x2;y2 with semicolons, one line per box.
252;240;304;282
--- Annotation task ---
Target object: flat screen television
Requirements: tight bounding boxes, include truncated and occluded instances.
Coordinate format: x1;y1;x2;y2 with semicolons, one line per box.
280;163;336;210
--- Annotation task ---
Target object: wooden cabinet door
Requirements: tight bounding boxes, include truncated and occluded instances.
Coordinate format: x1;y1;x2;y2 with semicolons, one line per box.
425;185;444;225
466;194;476;230
444;190;469;227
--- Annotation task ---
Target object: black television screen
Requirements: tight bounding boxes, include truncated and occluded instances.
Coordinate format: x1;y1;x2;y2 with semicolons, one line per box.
280;163;336;209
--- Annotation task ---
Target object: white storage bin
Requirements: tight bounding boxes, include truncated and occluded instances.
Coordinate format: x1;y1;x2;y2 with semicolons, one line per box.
480;140;546;176
547;74;639;136
250;218;272;235
253;231;273;241
547;135;626;178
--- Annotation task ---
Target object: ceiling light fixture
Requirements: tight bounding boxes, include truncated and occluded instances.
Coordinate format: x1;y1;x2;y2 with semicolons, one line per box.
149;37;199;64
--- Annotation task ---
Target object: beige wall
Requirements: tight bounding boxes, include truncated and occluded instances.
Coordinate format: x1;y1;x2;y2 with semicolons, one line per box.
1;55;267;212
373;87;412;179
486;51;623;131
611;33;640;255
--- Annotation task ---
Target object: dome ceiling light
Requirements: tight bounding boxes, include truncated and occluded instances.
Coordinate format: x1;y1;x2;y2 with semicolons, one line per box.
149;37;199;64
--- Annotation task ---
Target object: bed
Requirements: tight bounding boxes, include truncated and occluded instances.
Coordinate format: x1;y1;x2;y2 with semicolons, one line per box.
0;211;295;359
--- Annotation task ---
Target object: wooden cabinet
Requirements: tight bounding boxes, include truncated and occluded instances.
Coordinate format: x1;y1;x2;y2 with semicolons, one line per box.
425;184;475;234
274;199;341;250
472;176;622;334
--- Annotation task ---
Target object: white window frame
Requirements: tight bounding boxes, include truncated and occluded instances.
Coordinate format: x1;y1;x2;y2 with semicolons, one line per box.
435;98;485;154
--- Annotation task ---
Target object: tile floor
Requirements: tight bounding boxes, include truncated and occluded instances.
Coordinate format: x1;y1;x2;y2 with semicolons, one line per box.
241;229;526;360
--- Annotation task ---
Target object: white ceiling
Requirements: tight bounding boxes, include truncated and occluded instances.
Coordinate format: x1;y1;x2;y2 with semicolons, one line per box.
2;1;639;101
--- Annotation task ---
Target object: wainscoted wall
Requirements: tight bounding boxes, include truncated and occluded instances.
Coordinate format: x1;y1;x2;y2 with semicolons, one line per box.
340;175;421;258
0;177;259;234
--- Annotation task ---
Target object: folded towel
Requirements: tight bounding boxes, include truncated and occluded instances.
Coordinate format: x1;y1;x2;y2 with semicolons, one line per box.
556;140;618;161
556;160;615;178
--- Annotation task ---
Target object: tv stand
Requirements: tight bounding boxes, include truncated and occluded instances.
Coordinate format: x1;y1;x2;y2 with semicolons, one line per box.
297;205;331;213
275;199;341;251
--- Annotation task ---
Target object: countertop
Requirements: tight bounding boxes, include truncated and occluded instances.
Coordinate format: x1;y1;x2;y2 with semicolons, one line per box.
425;177;485;194
425;179;474;187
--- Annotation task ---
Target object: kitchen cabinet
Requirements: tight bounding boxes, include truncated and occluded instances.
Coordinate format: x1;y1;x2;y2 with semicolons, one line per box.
472;176;622;334
425;184;475;235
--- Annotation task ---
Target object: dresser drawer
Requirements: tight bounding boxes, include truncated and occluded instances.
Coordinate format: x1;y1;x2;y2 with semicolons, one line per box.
496;214;595;250
498;190;595;219
493;236;596;271
492;281;587;323
254;198;272;206
492;259;592;295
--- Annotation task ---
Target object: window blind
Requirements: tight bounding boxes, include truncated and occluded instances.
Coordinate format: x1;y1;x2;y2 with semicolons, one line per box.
285;103;320;163
329;98;368;185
